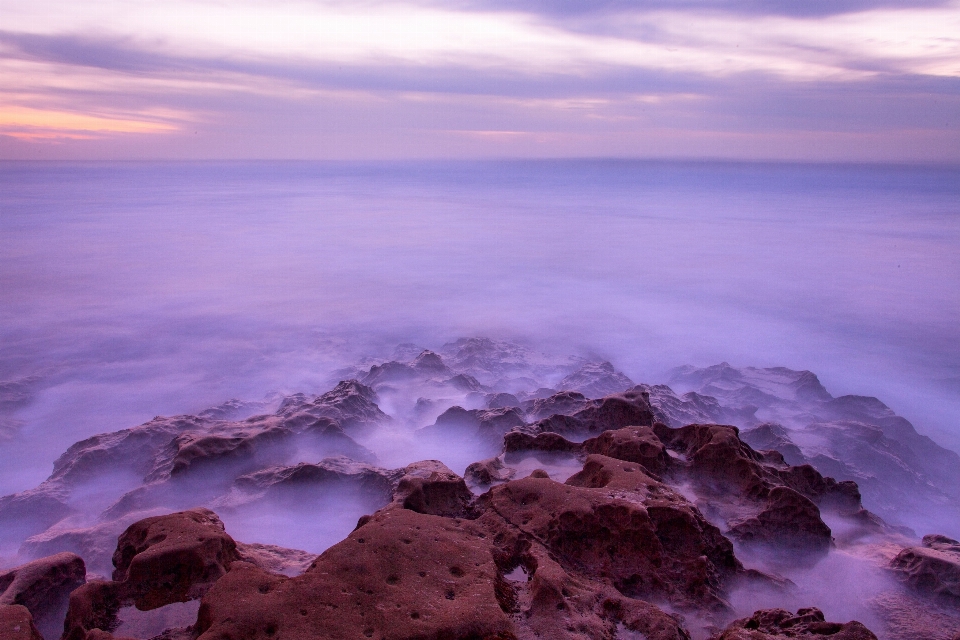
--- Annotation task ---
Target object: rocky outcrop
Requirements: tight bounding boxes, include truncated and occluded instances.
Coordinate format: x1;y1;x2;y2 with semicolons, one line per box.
557;362;634;399
418;406;527;445
890;534;960;606
581;426;671;476
464;456;516;486
727;487;832;552
194;507;516;640
0;552;86;638
712;607;877;639
523;391;589;421
62;508;240;640
278;380;388;436
0;604;44;640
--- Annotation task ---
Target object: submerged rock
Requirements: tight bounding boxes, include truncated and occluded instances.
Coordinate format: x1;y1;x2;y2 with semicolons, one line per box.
890;534;960;606
711;607;877;639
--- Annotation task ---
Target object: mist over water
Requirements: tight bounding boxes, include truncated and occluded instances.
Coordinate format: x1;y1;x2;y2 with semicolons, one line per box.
1;159;959;499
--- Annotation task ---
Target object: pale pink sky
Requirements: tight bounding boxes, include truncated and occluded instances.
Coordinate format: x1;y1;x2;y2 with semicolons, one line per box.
1;0;959;160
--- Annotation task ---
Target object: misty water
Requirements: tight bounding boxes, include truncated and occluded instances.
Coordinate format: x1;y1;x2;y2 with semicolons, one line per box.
3;160;960;638
3;160;958;496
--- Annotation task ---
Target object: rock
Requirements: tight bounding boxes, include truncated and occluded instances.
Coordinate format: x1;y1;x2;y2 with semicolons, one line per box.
63;508;241;640
391;461;473;518
635;383;726;427
558;362;635;399
582;426;671;476
486;392;520;409
279;380;388;436
727;487;833;552
523;391;589;421
111;508;240;608
0;552;85;639
711;607;878;639
740;423;806;466
230;456;399;508
0;604;44;640
890;534;960;606
503;431;581;455
465;457;516;486
234;543;316;577
419;406;526;446
522;389;656;440
478;454;741;609
193;507;516;640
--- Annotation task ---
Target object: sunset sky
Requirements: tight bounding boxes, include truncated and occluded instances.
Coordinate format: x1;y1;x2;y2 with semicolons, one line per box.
1;0;959;160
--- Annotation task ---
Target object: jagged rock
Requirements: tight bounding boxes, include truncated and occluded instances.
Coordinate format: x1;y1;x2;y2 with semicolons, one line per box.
523;391;589;421
390;461;473;517
278;380;388;436
0;552;86;639
194;507;516;640
711;607;877;639
522;389;656;440
229;456;399;507
890;534;960;606
447;373;487;392
0;604;44;640
558;362;634;398
419;406;526;445
636;383;727;427
727;487;832;551
503;431;581;455
582;426;671;476
740;424;806;466
464;457;516;486
234;543;316;577
477;454;741;609
111;508;240;608
486;392;520;409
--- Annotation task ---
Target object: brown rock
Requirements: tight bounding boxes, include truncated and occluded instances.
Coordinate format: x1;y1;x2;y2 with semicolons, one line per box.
890;534;960;606
582;426;671;475
0;551;85;639
712;607;878;639
502;431;581;455
194;507;516;640
111;508;240;608
727;487;833;552
0;604;44;640
391;460;473;517
63;508;241;640
465;457;516;486
478;455;740;609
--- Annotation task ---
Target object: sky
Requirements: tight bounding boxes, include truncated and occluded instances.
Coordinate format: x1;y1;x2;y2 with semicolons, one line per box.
1;0;959;161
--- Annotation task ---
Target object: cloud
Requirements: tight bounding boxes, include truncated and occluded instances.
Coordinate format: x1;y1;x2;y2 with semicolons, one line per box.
0;0;958;159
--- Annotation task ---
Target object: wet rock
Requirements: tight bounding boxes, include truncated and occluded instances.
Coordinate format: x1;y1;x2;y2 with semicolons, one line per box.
111;508;240;608
523;390;589;421
279;380;388;436
0;604;44;640
582;426;670;476
503;431;582;455
465;457;516;486
521;389;656;440
711;607;878;639
740;424;806;466
234;543;316;577
890;534;960;606
727;487;832;552
194;507;516;640
558;362;635;399
478;454;741;609
62;508;241;640
0;552;86;639
486;392;520;409
230;456;399;507
636;383;726;428
419;406;527;445
391;461;474;517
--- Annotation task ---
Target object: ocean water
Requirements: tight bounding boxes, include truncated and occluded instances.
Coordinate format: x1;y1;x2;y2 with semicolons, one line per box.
1;160;959;495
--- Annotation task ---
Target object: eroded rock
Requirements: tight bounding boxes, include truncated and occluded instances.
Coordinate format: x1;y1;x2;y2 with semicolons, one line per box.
711;607;877;639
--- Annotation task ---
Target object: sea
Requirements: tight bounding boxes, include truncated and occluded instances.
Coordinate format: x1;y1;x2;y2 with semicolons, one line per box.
1;160;958;496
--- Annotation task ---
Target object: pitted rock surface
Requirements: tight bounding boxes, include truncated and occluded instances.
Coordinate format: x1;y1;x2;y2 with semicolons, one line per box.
711;607;877;639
